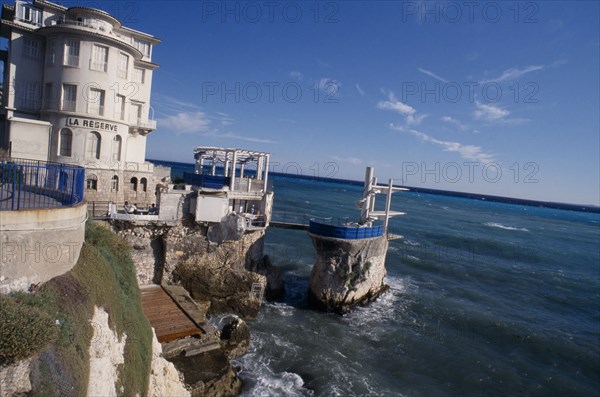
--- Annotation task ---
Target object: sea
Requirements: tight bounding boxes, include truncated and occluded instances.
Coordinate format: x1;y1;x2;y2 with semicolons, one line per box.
151;160;600;397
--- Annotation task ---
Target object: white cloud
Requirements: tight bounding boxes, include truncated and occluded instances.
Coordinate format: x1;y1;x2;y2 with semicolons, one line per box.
158;111;212;134
217;132;276;144
391;125;495;163
331;155;363;165
480;65;543;83
473;101;510;122
377;91;416;115
318;78;342;91
441;115;469;132
355;83;365;96
290;71;303;80
377;91;426;127
418;67;449;83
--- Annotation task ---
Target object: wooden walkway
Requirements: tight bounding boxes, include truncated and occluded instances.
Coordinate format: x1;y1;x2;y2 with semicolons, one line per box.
140;285;203;343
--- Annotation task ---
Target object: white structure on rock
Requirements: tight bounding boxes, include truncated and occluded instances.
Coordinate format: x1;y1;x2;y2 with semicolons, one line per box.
0;0;161;206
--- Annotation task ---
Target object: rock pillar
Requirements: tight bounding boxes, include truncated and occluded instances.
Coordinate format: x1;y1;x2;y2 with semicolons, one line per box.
307;233;389;314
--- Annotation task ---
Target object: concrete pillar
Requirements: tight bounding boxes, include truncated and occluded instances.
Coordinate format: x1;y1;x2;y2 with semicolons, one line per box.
361;167;374;223
230;150;238;191
263;154;270;191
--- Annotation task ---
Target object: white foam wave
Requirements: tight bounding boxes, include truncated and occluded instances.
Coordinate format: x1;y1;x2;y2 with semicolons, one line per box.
403;239;421;246
484;222;529;232
344;276;414;329
267;302;295;317
240;370;311;397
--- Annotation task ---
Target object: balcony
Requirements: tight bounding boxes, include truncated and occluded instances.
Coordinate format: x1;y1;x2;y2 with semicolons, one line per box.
130;118;157;130
0;157;85;210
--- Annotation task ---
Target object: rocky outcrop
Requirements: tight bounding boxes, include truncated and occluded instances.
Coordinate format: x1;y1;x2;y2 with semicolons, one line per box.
307;233;389;314
219;317;250;359
0;358;32;397
169;349;242;397
147;329;191;397
87;306;127;397
113;220;284;319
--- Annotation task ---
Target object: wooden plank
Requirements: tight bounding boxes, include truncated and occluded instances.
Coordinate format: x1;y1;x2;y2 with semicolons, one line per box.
140;285;203;343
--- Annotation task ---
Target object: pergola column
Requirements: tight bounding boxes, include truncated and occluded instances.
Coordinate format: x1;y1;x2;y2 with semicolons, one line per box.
230;150;238;191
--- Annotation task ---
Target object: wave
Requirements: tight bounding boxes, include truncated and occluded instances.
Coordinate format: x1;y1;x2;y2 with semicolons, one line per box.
484;222;529;232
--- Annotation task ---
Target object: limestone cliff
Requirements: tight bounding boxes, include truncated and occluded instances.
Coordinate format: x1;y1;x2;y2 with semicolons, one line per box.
114;218;283;319
307;233;389;314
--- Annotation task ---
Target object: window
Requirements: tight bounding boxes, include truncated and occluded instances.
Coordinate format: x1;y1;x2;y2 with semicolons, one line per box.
87;88;105;116
132;37;151;57
118;53;129;79
112;135;122;161
44;83;54;109
90;44;108;72
132;68;145;84
17;3;42;25
140;178;147;192
46;40;56;65
59;128;73;157
23;37;40;59
111;175;119;191
62;84;77;111
87;132;101;159
129;102;142;125
19;82;39;110
130;177;138;192
86;174;98;190
115;94;126;120
64;39;80;67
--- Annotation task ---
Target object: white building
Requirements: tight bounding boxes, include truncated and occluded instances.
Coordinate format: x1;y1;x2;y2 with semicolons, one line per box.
0;0;161;206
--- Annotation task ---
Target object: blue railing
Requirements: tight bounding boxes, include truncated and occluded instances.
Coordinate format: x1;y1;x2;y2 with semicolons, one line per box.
183;172;229;189
0;157;85;210
308;220;384;239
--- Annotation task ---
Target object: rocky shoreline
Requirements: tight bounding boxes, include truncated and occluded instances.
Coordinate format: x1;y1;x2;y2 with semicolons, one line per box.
110;219;284;396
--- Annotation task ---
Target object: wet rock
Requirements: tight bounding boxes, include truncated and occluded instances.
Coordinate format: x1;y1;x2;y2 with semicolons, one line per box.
307;233;389;314
219;317;250;359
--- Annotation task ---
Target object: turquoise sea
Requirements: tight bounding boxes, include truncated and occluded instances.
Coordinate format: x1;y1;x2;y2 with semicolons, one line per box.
152;160;600;396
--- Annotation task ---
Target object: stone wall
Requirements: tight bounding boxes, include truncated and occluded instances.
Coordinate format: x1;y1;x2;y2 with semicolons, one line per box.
0;203;87;293
307;233;389;314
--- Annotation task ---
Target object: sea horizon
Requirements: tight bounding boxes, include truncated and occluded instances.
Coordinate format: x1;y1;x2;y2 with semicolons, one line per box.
148;158;600;214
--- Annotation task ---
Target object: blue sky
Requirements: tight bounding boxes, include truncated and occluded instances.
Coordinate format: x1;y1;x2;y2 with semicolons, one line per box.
76;1;600;204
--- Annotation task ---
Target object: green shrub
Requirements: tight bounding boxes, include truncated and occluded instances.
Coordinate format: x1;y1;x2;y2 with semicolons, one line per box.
0;295;58;365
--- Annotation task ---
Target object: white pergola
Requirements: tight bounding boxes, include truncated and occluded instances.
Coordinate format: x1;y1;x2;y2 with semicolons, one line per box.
193;147;270;192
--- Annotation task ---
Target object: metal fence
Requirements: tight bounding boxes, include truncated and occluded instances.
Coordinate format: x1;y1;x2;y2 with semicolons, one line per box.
0;157;85;211
308;220;384;239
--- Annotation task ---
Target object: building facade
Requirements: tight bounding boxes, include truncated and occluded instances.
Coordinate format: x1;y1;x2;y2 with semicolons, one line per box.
0;0;160;206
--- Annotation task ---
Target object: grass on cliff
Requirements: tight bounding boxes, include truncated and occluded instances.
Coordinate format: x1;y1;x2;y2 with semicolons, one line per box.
0;221;153;396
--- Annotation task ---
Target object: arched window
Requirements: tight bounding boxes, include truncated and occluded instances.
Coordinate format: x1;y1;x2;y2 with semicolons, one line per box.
87;132;101;159
111;175;118;191
112;135;122;161
130;177;138;192
140;178;147;192
86;174;97;190
59;128;72;156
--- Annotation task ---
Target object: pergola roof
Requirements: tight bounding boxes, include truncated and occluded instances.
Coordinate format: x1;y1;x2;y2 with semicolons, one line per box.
193;147;269;164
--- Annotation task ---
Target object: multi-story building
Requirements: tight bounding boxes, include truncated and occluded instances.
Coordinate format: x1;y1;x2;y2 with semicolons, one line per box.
0;0;161;206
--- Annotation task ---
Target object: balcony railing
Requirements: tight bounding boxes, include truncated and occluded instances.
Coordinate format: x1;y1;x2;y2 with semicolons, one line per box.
131;119;157;130
0;157;85;211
